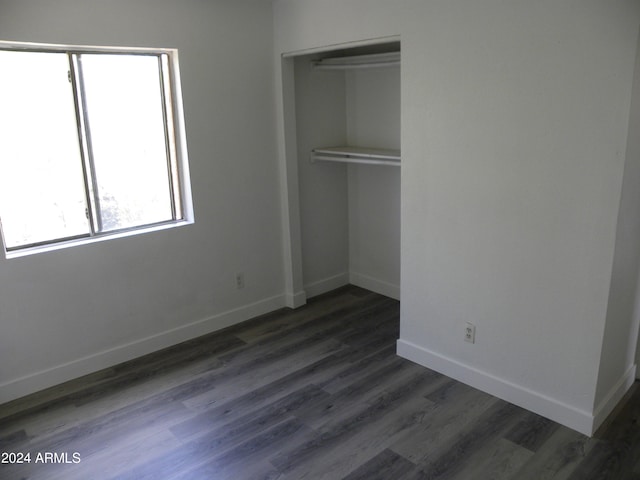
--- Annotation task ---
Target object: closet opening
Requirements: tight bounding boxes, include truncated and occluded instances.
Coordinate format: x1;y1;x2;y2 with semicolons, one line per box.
281;38;401;305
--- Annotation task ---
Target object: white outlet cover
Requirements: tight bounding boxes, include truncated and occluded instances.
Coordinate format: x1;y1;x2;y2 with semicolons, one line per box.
464;322;476;343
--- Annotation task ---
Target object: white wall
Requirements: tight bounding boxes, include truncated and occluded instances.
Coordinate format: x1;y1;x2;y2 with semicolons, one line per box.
274;0;640;435
0;0;284;403
346;68;401;298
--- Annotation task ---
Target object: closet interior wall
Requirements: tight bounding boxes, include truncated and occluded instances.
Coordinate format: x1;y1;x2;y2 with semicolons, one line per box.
294;48;401;300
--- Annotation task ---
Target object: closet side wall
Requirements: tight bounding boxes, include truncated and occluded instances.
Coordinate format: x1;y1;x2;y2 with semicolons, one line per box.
294;58;350;296
593;24;640;418
346;68;401;299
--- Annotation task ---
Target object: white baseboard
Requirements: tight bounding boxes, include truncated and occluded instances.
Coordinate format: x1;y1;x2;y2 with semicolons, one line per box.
0;294;286;405
303;271;399;300
350;271;400;300
396;339;598;436
304;272;350;299
284;290;307;308
592;363;637;432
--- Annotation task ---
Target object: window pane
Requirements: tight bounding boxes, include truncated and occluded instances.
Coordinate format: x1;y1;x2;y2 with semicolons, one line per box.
79;54;173;232
0;50;90;249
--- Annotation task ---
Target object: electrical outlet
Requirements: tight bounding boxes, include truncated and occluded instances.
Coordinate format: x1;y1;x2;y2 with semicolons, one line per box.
464;322;476;343
236;272;245;289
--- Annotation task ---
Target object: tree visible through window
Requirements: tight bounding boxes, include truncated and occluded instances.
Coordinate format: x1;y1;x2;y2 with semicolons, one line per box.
0;44;189;253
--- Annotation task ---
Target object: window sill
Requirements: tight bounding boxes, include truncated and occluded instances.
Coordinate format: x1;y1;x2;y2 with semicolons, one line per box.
3;220;193;259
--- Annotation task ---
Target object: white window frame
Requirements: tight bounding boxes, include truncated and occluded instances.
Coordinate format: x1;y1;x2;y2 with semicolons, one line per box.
0;40;194;259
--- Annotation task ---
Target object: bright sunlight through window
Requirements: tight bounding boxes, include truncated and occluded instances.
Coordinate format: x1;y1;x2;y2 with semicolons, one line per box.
0;43;191;255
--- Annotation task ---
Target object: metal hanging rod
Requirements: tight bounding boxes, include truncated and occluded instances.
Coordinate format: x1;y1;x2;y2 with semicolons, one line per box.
312;52;400;70
311;146;401;166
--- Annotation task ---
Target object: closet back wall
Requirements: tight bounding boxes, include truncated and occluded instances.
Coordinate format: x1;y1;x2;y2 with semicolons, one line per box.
346;67;400;299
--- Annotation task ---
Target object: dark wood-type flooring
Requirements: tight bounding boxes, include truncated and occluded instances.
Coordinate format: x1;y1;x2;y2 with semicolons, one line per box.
1;286;640;479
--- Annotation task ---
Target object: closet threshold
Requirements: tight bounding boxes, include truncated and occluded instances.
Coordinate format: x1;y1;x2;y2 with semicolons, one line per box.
311;146;401;166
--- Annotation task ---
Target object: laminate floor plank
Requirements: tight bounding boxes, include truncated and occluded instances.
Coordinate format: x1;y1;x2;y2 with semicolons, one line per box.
0;429;27;450
182;305;399;414
0;332;245;428
171;387;323;455
0;366;120;421
342;448;415;480
320;343;416;395
295;357;429;429
404;401;528;480
509;426;594;480
565;388;640;480
168;420;308;480
565;441;628;480
270;368;443;477
504;410;560;452
180;340;397;435
565;430;640;480
222;294;393;364
169;383;328;441
2;285;640;480
0;345;235;444
70;334;247;408
211;298;393;376
3;399;193;480
445;438;533;480
233;287;376;344
28;428;180;480
277;394;435;480
390;380;501;465
181;337;344;413
112;418;310;480
1;390;194;459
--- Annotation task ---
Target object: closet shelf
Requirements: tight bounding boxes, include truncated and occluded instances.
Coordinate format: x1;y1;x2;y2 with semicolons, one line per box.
311;146;401;166
312;52;400;70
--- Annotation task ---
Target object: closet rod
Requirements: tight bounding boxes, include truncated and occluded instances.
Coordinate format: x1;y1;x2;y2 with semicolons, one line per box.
312;155;400;166
313;62;399;70
312;51;400;70
311;147;401;166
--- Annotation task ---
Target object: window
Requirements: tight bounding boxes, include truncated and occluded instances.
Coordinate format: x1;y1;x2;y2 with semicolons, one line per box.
0;42;192;256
